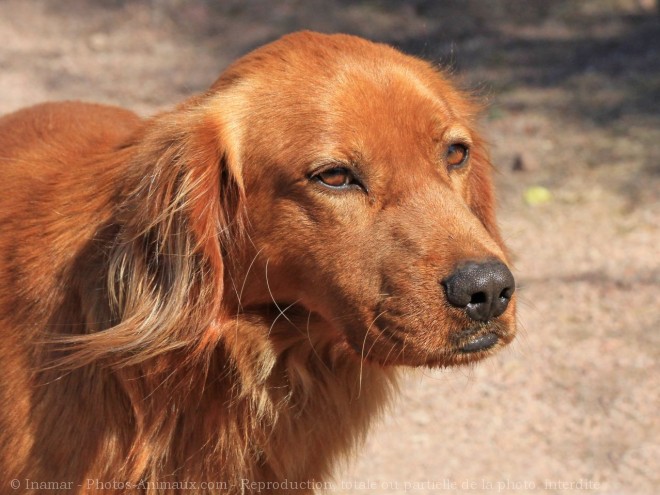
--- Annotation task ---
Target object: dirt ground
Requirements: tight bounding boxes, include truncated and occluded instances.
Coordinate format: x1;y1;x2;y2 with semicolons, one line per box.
0;1;658;494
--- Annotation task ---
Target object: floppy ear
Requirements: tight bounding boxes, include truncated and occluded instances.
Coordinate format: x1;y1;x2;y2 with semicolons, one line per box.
63;104;243;367
468;137;506;249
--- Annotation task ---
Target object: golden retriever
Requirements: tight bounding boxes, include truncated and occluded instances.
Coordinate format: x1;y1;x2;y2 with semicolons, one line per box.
0;31;516;493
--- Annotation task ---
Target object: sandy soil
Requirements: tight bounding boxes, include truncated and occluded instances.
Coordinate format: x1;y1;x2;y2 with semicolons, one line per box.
0;1;657;494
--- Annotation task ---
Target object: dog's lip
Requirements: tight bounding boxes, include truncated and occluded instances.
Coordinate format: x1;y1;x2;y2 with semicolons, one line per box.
339;314;514;366
457;331;499;353
451;320;512;354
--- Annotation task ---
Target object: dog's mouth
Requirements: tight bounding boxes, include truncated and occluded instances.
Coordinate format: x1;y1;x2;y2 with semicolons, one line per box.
417;327;510;368
248;301;513;368
451;323;508;354
457;331;499;353
346;318;513;368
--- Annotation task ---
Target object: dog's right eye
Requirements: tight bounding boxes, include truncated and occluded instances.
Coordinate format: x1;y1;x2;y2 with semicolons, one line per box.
446;143;469;170
314;167;361;189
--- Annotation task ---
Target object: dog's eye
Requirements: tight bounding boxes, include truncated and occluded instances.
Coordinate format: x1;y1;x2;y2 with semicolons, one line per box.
315;167;359;189
446;143;469;170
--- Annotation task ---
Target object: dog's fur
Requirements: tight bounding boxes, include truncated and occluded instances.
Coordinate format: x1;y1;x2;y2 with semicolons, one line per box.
0;32;516;493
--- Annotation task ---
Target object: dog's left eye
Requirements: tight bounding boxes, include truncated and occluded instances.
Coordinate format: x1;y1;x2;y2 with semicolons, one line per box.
314;167;361;189
446;143;469;170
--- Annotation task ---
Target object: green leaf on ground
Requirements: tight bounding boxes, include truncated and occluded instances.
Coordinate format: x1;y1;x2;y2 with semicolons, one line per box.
523;186;552;206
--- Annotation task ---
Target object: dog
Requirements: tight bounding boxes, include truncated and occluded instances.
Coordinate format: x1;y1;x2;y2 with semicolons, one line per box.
0;31;516;493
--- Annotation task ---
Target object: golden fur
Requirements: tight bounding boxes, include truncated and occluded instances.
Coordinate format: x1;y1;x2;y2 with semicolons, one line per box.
0;32;515;493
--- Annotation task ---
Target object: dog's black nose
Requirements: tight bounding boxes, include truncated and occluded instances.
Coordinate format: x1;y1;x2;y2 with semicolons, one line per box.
442;260;515;322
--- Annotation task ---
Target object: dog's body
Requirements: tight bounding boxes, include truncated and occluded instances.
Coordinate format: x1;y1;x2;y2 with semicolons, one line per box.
0;32;515;493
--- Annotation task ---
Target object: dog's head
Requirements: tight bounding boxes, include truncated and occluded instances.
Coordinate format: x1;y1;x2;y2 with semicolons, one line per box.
107;32;515;369
197;32;516;367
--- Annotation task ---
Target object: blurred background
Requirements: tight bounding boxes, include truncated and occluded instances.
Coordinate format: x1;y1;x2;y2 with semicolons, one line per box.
0;1;657;493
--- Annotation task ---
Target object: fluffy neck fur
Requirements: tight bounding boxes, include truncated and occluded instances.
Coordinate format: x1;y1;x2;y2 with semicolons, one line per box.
36;315;396;492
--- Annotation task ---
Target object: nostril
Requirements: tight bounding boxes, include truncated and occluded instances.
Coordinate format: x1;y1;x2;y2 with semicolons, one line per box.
470;291;488;305
442;259;515;322
499;286;514;300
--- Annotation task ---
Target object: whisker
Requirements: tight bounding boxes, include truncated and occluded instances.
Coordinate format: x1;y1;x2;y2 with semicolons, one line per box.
358;310;387;398
237;246;265;311
304;310;333;374
381;334;400;365
267;299;301;337
388;341;407;367
330;311;369;322
264;258;294;326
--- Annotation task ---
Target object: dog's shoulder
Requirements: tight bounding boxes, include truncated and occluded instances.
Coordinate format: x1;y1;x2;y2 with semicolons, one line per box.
0;101;142;164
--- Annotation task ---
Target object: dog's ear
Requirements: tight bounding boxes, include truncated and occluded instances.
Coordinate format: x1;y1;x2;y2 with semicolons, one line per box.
468;137;505;249
112;106;244;363
64;103;244;367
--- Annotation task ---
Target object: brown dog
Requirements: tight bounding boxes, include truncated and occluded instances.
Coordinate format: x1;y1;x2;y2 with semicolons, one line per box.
0;32;515;493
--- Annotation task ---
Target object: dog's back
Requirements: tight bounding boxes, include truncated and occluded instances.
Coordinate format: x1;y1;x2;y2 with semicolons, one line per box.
0;102;142;488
